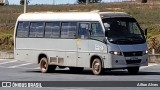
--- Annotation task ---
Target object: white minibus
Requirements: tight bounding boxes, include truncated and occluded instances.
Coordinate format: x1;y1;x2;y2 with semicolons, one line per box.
14;12;148;75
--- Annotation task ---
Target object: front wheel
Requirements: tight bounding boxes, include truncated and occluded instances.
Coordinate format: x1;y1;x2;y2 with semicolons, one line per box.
127;67;139;74
40;57;56;73
92;58;104;75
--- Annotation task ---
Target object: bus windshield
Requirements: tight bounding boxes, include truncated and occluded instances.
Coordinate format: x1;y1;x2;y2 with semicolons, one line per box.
102;18;146;44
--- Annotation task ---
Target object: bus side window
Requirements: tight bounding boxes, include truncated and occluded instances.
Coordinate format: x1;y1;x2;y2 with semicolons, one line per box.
61;22;77;39
91;23;104;41
45;22;60;38
79;23;89;39
17;22;29;38
29;22;44;38
91;23;104;36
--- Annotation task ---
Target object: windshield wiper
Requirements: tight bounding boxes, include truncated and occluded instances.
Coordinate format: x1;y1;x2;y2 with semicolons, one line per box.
108;36;145;44
116;38;131;42
127;36;144;41
112;38;132;44
127;36;143;40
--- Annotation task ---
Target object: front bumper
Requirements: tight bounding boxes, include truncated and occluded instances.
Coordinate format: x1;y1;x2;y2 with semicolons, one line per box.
110;54;148;68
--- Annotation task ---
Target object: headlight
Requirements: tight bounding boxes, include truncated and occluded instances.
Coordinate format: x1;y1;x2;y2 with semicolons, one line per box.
109;51;122;55
143;50;148;55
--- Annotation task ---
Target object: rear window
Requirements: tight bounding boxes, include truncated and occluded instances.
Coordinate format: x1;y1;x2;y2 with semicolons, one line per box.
16;22;29;38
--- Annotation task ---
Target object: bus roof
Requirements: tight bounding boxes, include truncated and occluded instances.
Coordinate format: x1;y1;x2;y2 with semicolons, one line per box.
17;12;132;21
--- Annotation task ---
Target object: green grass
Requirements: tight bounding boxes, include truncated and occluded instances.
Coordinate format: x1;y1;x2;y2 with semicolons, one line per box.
0;2;160;51
0;30;13;51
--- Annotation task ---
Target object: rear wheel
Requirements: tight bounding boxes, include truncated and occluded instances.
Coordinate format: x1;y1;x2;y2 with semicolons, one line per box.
92;58;104;75
40;57;56;73
127;67;139;74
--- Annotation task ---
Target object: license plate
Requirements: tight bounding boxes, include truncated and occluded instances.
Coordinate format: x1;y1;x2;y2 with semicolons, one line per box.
130;57;139;60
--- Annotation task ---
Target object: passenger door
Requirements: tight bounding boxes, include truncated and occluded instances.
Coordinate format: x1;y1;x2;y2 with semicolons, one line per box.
76;23;90;67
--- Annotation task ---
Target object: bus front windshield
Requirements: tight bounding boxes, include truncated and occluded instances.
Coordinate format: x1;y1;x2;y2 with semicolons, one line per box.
103;18;146;44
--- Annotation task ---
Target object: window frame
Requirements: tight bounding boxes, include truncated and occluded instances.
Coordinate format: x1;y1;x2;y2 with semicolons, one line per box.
44;22;61;38
90;22;105;42
29;22;45;38
60;22;78;39
16;21;30;38
78;22;90;39
16;21;105;41
90;22;105;37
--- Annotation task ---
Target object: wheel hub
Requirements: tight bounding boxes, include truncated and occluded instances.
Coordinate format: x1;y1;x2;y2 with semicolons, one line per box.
94;62;100;73
41;61;47;71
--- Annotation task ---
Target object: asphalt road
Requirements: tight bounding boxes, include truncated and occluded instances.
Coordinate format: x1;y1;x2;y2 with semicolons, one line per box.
0;59;160;90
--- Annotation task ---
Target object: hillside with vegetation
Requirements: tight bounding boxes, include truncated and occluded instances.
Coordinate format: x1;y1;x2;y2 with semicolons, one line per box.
0;2;160;52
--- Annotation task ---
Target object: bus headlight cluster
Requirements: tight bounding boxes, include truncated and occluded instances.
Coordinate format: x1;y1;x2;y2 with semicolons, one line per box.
143;50;148;55
110;51;122;55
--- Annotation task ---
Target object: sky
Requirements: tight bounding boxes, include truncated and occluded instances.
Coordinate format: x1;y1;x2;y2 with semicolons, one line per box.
8;0;132;5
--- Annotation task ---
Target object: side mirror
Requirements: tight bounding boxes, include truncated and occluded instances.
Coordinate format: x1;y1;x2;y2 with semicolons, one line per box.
144;28;147;36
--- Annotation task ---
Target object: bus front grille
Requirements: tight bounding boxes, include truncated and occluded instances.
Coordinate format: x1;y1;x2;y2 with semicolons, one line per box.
126;59;141;64
123;51;142;57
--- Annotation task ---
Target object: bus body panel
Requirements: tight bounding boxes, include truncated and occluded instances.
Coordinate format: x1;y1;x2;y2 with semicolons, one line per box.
77;40;90;67
15;38;78;66
88;40;110;68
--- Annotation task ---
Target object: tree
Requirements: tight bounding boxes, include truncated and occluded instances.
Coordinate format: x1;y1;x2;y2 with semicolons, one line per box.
77;0;102;4
20;0;30;5
141;0;147;3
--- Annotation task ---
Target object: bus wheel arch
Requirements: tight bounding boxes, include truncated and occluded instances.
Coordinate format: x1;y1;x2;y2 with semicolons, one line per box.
90;55;104;68
38;53;48;64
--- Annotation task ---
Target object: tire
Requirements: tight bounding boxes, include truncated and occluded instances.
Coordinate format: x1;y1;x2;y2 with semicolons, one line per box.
92;58;104;75
69;67;84;73
127;67;139;74
40;57;56;73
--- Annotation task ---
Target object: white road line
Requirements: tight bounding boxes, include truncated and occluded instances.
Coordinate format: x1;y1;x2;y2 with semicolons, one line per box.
8;63;32;68
0;59;14;61
140;64;158;69
0;65;38;70
0;60;18;65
